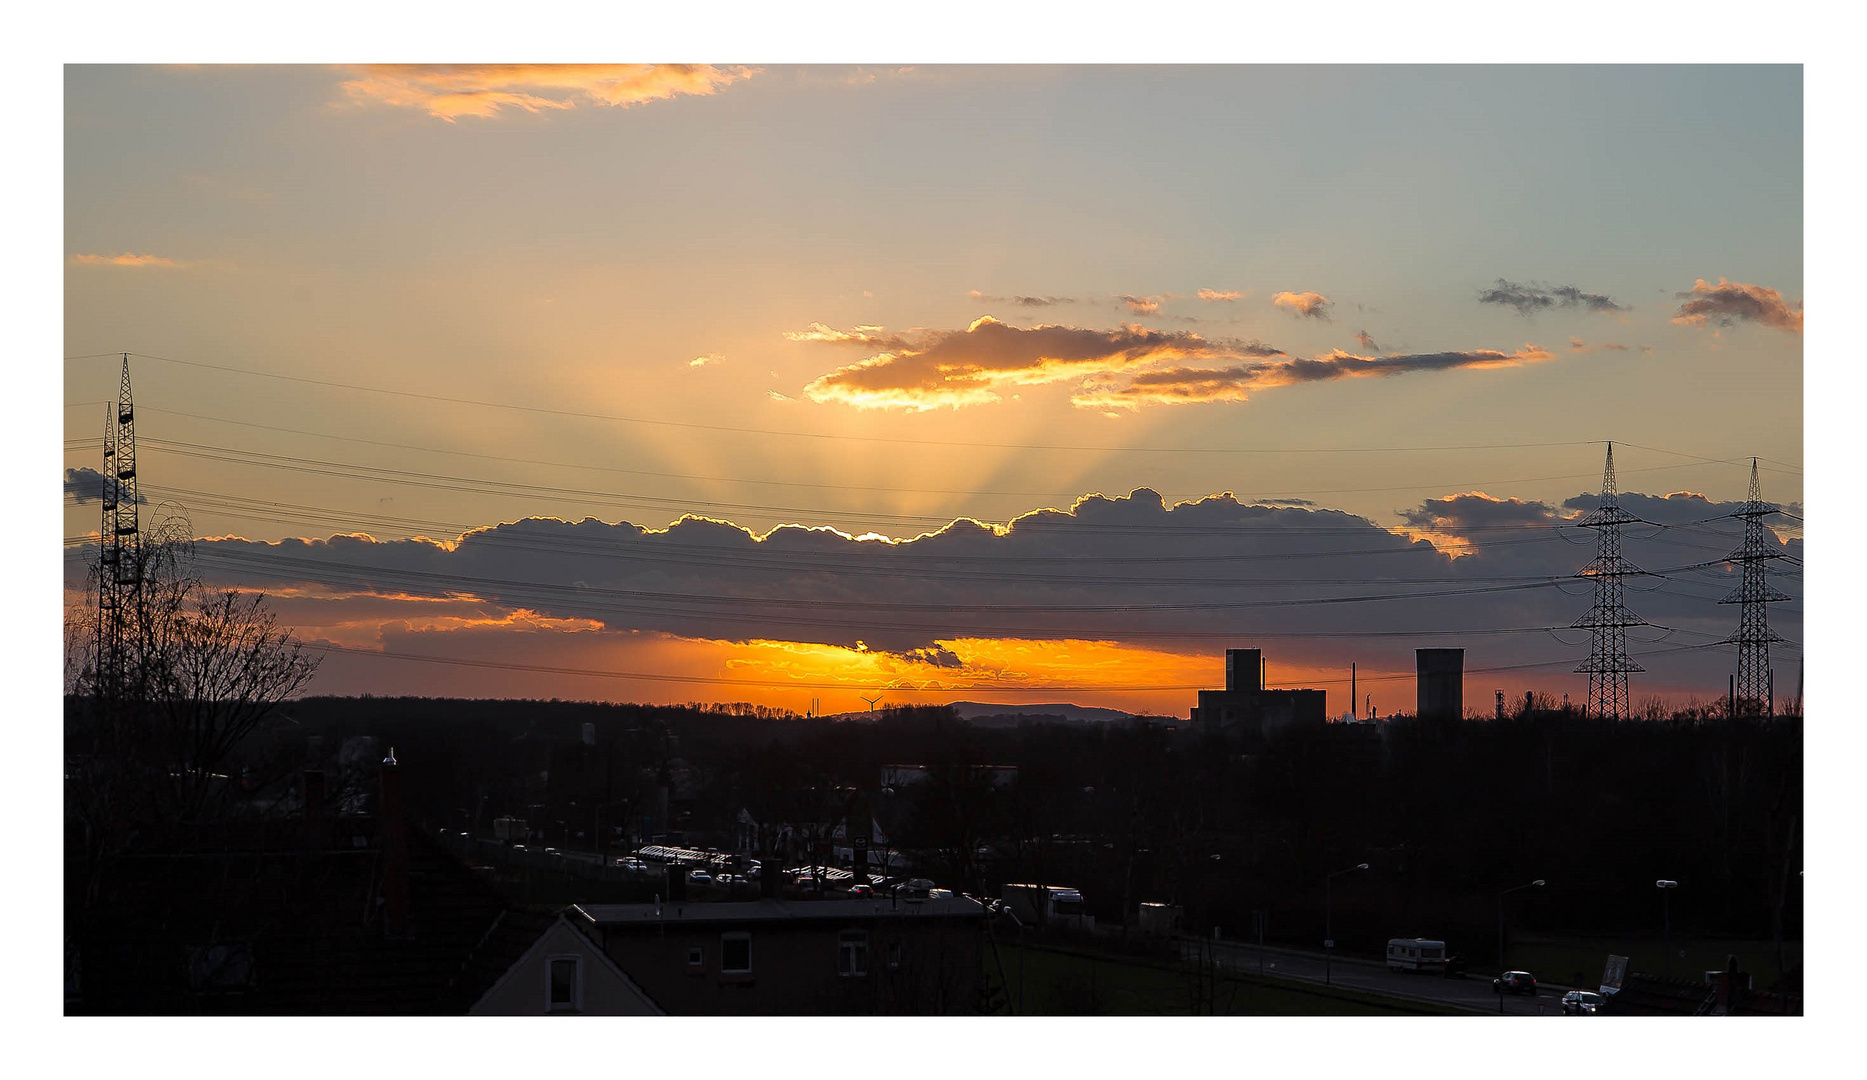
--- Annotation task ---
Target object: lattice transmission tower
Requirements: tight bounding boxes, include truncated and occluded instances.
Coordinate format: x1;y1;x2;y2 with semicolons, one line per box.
1573;443;1647;720
93;354;144;707
1720;459;1786;716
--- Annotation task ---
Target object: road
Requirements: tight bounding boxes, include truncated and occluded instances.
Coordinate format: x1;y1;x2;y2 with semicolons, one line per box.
1177;938;1573;1015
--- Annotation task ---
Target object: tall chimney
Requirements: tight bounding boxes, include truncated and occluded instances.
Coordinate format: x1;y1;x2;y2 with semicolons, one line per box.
380;749;410;937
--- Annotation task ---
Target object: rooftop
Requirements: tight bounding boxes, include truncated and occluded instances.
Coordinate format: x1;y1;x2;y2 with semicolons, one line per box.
575;896;986;926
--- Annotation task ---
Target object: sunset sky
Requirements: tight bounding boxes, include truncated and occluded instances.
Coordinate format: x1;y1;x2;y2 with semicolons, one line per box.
62;64;1804;715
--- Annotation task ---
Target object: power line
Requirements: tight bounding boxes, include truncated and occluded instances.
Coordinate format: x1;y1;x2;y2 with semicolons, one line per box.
298;638;1734;694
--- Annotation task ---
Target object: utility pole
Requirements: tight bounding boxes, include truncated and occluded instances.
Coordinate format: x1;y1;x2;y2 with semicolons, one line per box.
1574;444;1647;720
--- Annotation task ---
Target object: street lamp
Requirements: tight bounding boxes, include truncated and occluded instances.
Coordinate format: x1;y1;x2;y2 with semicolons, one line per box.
1497;879;1545;1013
1324;862;1370;986
1656;880;1679;980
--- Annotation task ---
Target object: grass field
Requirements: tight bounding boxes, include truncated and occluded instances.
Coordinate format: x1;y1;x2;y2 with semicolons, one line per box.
990;940;1465;1016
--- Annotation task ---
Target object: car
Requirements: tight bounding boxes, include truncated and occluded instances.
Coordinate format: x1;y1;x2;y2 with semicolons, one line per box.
686;870;714;886
616;856;648;872
927;888;956;900
1560;990;1604;1014
1443;955;1469;979
1492;970;1537;995
847;883;875;898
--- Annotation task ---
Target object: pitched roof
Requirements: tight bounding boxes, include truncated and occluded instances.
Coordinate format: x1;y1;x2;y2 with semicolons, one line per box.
67;827;540;1014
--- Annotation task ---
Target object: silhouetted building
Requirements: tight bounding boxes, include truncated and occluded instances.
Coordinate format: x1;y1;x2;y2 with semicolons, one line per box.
573;895;987;1014
1190;647;1326;738
1416;648;1464;720
470;913;661;1015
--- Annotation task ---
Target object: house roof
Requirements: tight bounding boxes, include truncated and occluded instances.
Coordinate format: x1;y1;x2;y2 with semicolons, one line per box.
575;895;987;927
67;827;541;1015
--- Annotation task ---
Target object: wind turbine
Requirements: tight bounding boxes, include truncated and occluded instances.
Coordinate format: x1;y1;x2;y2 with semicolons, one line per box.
861;694;883;715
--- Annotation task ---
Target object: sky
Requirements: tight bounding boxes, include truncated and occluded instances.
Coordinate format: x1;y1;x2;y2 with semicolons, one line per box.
62;64;1804;715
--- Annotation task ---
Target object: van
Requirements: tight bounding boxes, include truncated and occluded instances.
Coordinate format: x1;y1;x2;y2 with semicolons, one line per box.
1387;938;1448;972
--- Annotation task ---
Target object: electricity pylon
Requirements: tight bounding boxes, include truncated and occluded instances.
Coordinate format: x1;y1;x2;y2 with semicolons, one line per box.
1574;443;1647;720
1720;459;1787;716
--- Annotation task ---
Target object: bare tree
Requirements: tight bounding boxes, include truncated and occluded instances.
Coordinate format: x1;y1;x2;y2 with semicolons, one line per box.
67;516;320;858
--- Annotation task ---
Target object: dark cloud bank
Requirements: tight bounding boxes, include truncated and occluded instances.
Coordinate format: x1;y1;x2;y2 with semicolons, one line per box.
82;486;1801;697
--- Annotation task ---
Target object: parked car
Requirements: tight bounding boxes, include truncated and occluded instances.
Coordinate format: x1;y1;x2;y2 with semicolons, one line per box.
1560;990;1604;1014
616;857;648;872
927;888;956;900
687;870;715;886
847;883;875;898
1492;970;1538;995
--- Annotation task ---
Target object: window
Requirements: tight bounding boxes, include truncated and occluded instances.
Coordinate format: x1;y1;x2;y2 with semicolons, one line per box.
687;946;705;969
547;956;581;1012
838;930;869;977
721;933;752;974
886;941;902;971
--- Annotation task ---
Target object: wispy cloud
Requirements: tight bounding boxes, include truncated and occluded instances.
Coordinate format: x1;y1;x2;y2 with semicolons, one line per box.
1272;291;1332;320
1671;277;1803;333
69;253;181;268
799;316;1282;411
1118;295;1163;315
1355;330;1380;352
1196;288;1243;302
968;291;1075;308
1478;279;1626;316
339;64;755;122
689;354;723;368
1566;338;1629;354
783;322;913;350
1072;345;1553;410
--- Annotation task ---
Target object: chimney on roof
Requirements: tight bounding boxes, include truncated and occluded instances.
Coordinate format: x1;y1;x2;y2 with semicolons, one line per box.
380;749;410;938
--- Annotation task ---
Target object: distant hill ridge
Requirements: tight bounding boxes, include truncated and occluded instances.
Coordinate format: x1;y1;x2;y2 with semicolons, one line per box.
947;701;1140;724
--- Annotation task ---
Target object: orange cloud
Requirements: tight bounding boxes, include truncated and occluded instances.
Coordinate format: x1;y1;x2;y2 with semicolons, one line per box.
69;253;181;268
340;64;755;121
798;316;1283;411
1272;290;1332;319
1073;344;1553;410
1119;295;1162;315
1197;288;1243;302
1672;277;1802;333
689;354;723;367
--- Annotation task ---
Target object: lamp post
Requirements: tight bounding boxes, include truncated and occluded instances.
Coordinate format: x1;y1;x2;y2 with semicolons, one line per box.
1656;880;1679;980
1324;862;1369;986
1497;879;1545;1013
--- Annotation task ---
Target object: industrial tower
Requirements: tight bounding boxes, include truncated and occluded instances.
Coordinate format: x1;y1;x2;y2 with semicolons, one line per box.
1720;459;1786;715
1573;443;1646;720
93;354;144;706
